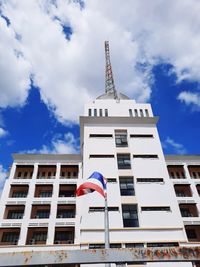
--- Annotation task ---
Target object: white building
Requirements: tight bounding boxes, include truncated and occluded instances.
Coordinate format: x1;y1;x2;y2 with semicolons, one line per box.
0;43;200;267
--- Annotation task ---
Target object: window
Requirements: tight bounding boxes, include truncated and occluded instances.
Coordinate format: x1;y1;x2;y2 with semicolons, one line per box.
89;207;119;212
57;211;75;218
39;191;52;197
130;134;153;138
12;191;27;198
105;109;108;117
180;208;192;217
7;211;24;219
32;232;47;242
140;109;144;117
141;206;171;212
94;109;97;116
115;131;128;147
88;109;91;116
134;109;138;117
2;232;19;243
176;190;186;197
133;154;158;159
147;242;178;247
54;231;73;241
24;172;28;178
90;154;114;158
89;134;113;138
117;154;131;169
89;244;105;249
17;172;21;178
129;109;133;117
137;178;164;183
145;109;149;117
125;243;144;248
122;205;139;227
186;229;197;239
35;210;50;219
119;177;135;196
107;178;117;183
99;109;103;116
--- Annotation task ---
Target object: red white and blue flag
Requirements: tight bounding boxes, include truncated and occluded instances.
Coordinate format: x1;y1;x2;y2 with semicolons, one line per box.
76;171;107;198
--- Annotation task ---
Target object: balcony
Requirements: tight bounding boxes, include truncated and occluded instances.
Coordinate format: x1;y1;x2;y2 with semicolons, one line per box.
0;228;20;245
54;227;74;244
26;227;47;245
59;185;76;198
174;184;192;197
179;204;198;218
31;205;50;219
185;225;200;242
60;165;78;179
57;204;76;218
167;165;185;179
9;185;29;198
37;165;56;179
34;185;53;198
188;165;200;179
4;205;25;219
14;165;34;179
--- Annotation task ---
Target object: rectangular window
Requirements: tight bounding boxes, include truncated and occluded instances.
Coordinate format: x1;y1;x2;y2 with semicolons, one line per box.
125;243;144;248
186;229;197;239
88;109;92;116
89;134;113;138
94;109;97;116
2;232;19;243
32;232;47;242
141;206;171;212
115;131;128;147
119;177;135;196
99;109;103;116
122;205;139;227
133;155;158;159
7;211;24;219
39;191;52;197
17;172;21;178
134;109;138;117
130;134;153;138
129;109;133;117
107;178;117;183
57;211;75;218
137;178;164;183
90;155;114;158
145;109;149;117
23;172;28;178
89;244;105;249
117;154;131;169
89;207;119;212
35;210;50;219
140;109;144;117
147;242;179;247
12;191;28;198
180;208;192;217
105;109;108;117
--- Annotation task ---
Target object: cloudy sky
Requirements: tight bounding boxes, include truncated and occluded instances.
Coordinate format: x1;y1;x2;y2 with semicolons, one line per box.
0;0;200;191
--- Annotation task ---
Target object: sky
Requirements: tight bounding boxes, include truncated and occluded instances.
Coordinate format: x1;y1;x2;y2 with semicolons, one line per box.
0;0;200;191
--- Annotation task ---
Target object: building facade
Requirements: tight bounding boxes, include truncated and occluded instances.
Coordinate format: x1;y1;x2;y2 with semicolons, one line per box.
0;43;200;267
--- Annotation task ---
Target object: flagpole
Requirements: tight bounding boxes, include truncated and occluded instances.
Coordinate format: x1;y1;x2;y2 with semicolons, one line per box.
105;192;111;267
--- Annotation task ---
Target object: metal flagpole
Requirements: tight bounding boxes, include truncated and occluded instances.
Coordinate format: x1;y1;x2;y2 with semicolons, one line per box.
105;191;111;267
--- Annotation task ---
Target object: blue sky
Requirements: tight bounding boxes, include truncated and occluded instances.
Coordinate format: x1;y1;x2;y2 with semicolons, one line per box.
0;0;200;190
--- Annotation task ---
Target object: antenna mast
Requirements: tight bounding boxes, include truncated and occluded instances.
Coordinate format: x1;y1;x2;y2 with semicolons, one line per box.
105;41;118;99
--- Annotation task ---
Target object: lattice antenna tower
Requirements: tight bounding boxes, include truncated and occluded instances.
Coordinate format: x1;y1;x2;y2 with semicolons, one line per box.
105;41;118;99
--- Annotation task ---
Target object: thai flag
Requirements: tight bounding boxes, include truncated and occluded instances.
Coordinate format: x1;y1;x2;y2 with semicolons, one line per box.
76;171;107;198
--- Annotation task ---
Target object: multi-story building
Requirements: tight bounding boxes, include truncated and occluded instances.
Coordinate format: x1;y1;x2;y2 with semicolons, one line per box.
0;43;200;267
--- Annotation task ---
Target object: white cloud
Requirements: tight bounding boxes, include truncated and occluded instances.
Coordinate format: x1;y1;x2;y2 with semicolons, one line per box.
1;0;200;123
0;164;7;196
177;91;200;109
23;132;79;154
163;137;187;154
0;127;7;138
